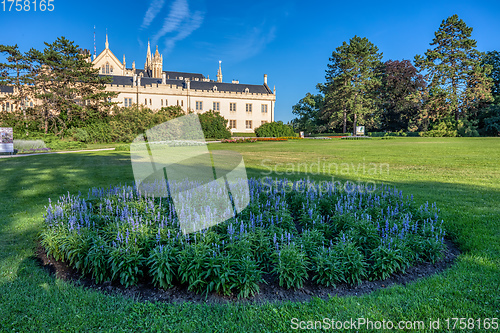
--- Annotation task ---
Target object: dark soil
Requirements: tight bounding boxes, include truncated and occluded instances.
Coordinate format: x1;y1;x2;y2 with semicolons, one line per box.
35;239;460;305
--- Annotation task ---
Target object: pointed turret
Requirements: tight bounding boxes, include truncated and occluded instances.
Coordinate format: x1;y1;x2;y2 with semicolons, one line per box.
217;60;222;83
105;33;109;49
147;40;151;61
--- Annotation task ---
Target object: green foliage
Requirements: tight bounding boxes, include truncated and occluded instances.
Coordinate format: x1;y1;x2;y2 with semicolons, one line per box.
272;243;309;289
70;128;89;142
291;91;324;133
108;245;145;288
85;236;111;284
414;14;493;123
198;110;231;139
114;144;130;151
322;35;383;134
332;237;367;286
311;247;342;287
369;244;408;280
148;244;179;289
254;121;295;137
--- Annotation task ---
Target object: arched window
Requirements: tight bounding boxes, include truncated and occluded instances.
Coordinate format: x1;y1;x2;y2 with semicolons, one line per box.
110;66;113;73
106;63;110;74
102;66;105;74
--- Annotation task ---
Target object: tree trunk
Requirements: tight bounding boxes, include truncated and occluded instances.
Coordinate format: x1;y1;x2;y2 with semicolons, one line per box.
353;113;357;136
343;109;347;133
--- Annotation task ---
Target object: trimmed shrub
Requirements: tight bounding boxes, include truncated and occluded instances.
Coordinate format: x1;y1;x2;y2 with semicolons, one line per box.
254;121;296;137
198;110;231;139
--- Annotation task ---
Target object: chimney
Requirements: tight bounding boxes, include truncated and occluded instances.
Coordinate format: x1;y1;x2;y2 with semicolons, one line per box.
264;74;268;85
137;76;141;86
162;72;166;84
133;74;137;87
232;80;239;84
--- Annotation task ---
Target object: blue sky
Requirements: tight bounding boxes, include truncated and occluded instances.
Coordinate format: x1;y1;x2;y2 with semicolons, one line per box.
1;0;500;122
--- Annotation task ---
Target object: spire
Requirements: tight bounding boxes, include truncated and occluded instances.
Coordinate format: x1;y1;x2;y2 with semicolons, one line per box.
123;54;126;67
105;32;109;49
217;60;222;83
155;45;160;57
147;39;151;61
273;85;276;94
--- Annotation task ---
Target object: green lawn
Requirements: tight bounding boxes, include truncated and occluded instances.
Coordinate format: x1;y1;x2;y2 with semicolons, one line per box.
0;137;499;332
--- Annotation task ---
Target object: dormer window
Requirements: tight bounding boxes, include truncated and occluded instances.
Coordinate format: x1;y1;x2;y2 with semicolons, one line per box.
244;87;249;93
212;85;218;92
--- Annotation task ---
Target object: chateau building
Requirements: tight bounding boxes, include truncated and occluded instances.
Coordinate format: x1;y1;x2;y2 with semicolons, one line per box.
92;35;276;132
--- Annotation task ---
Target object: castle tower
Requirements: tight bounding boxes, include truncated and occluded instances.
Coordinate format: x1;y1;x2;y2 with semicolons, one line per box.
217;60;222;83
144;41;163;78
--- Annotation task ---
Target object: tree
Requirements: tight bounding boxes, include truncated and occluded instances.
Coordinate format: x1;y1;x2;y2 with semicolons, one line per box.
476;51;500;135
291;88;324;134
414;14;492;123
379;60;427;131
0;44;33;135
26;37;116;134
322;36;383;135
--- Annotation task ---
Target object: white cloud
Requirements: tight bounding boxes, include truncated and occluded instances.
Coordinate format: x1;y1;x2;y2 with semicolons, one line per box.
216;25;277;62
141;0;166;29
151;0;202;49
163;10;204;54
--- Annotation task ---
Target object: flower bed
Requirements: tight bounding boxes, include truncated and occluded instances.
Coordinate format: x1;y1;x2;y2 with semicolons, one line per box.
41;178;446;298
221;138;258;143
255;138;288;141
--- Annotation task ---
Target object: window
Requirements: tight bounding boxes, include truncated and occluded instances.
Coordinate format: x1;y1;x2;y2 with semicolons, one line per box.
245;120;252;129
181;100;183;107
145;98;147;105
213;101;220;112
230;103;237;112
261;104;268;113
30;101;33;107
124;98;132;107
105;63;110;74
149;99;152;105
110;66;113;73
246;103;252;113
261;120;268;125
101;66;105;74
177;100;179;106
229;120;237;129
196;101;203;111
161;99;163;106
1;104;4;112
165;99;168;106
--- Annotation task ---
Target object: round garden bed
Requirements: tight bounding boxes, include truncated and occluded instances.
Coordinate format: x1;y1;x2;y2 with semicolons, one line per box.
40;178;451;301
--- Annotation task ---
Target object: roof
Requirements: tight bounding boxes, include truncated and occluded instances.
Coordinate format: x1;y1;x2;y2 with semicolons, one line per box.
104;75;273;94
0;86;14;93
189;81;272;94
125;69;206;81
